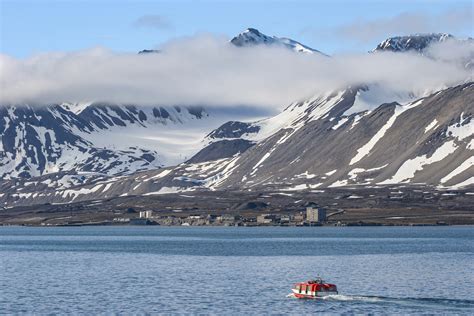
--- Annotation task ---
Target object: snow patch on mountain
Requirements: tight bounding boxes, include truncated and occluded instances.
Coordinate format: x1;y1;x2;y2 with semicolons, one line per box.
440;156;474;184
204;155;241;188
239;90;347;144
332;117;349;130
425;119;439;133
348;164;388;180
350;98;424;165
380;140;459;184
446;112;473;141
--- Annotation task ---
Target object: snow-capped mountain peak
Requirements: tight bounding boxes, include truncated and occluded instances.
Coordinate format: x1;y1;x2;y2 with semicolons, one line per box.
230;28;275;46
373;33;454;53
230;28;325;55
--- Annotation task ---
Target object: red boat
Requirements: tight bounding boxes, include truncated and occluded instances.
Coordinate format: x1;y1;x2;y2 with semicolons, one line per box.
291;277;338;298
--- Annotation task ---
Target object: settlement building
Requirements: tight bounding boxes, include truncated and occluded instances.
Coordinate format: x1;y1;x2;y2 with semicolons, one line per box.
139;210;153;219
257;214;277;225
306;207;326;223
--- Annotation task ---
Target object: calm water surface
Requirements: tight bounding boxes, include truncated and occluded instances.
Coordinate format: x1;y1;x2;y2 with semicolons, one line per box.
0;226;473;314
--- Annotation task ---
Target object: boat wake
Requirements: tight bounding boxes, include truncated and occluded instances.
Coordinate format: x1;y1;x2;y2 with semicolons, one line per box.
287;293;474;309
320;294;382;302
285;293;380;302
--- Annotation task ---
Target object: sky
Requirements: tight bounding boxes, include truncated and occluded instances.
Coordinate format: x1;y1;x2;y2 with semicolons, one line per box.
1;0;473;58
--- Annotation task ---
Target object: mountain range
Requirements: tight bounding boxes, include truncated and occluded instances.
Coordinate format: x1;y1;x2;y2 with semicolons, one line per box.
373;33;454;52
0;28;472;207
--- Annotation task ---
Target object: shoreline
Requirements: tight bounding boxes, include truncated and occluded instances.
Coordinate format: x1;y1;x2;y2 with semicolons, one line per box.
1;187;472;227
2;222;473;228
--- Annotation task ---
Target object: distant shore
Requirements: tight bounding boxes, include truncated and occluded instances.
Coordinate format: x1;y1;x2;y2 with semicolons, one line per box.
0;220;469;228
1;187;472;227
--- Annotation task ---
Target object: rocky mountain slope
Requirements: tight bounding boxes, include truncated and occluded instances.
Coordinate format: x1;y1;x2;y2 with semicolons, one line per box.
1;31;473;207
1;82;472;207
0;103;217;179
206;83;473;191
163;83;472;192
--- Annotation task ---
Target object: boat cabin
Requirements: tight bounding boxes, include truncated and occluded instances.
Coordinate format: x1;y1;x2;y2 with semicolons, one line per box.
292;278;338;298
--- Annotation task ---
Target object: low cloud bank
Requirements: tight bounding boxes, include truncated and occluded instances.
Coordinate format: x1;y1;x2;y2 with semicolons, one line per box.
0;34;472;110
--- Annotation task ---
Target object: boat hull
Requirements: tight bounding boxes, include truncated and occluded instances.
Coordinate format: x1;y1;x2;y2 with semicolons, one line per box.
291;289;338;299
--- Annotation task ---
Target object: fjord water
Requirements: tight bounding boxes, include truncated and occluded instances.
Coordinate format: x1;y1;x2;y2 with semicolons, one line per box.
0;227;473;314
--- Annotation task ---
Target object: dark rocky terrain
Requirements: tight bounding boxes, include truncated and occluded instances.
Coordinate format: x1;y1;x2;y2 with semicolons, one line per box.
1;30;472;224
0;83;472;209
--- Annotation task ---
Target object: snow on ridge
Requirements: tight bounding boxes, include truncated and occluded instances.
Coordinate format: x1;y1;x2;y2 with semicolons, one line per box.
246;92;346;176
251;152;272;175
60;184;105;201
61;102;93;114
439;176;474;189
440;156;474;184
468;139;474;150
281;184;308;191
348;164;388;180
294;171;317;179
204;155;241;188
143;186;193;195
146;169;172;181
449;177;474;189
349;99;424;166
247;90;345;176
325;170;337;176
379;140;458;185
308;91;346;122
373;33;453;53
446;112;474;141
183;158;228;177
244;90;345;144
424;119;439;133
332;117;349;130
328;179;349;187
231;28;323;55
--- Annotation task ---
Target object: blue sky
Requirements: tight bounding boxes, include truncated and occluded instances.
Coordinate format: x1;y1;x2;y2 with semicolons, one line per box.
1;0;473;58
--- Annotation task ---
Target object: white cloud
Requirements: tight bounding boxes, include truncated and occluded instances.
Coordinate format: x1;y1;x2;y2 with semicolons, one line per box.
427;38;474;67
0;34;471;110
132;14;172;30
334;8;473;43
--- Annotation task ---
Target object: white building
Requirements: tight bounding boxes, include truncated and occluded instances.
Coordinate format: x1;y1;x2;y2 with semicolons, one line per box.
306;207;326;223
139;210;153;219
256;214;276;224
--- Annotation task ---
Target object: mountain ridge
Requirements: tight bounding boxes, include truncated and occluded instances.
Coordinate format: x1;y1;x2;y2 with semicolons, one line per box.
1;82;472;207
1;30;472;207
373;33;454;53
230;28;326;55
